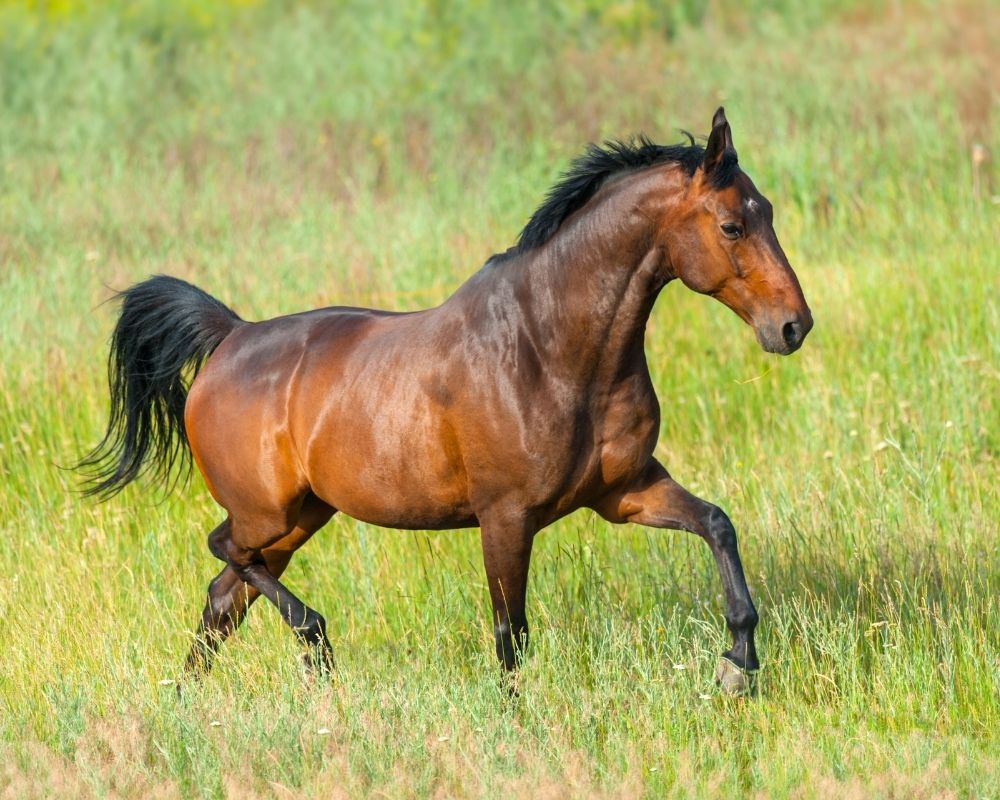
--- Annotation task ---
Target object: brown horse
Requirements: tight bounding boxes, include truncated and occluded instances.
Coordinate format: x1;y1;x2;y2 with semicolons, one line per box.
81;108;811;693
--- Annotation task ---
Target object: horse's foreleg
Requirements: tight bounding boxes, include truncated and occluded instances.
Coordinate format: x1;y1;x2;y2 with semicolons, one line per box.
595;459;759;694
479;510;535;672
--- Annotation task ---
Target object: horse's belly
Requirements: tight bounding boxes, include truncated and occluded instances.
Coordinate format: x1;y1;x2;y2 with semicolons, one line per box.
299;393;475;530
307;456;476;530
334;501;477;531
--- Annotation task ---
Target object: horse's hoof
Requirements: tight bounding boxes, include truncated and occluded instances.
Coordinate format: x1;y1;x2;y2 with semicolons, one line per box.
714;658;755;696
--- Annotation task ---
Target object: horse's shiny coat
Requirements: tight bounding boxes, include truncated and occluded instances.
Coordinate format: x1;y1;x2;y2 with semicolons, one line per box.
83;109;811;685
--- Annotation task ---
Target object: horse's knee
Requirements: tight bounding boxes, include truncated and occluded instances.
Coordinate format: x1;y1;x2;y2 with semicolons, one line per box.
726;605;758;633
701;505;737;550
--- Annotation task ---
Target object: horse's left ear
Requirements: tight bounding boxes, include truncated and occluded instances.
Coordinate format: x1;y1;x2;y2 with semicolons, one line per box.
703;106;736;175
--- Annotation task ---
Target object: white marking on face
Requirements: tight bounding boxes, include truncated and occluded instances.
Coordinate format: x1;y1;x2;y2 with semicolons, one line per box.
745;198;759;213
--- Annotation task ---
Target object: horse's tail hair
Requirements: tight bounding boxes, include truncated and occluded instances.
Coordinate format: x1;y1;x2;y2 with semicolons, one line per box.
77;275;244;499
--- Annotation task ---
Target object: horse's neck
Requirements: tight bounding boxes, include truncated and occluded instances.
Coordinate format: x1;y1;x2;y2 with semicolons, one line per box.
499;174;671;384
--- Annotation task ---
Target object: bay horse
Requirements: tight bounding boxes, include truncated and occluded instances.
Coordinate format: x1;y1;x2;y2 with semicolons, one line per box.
81;108;812;693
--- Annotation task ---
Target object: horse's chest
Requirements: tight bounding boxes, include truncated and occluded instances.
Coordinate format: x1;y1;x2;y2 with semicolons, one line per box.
521;377;659;499
518;384;658;519
591;378;660;487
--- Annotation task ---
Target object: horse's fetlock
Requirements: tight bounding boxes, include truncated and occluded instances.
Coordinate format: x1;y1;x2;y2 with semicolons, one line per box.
726;606;758;633
496;623;528;653
298;611;327;645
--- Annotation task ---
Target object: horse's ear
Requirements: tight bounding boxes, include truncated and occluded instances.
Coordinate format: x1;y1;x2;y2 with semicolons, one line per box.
703;106;736;175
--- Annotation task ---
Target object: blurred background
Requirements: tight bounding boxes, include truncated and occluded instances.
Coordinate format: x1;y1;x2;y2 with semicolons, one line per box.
0;1;997;797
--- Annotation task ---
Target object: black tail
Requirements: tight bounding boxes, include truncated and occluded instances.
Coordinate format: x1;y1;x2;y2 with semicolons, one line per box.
78;275;244;498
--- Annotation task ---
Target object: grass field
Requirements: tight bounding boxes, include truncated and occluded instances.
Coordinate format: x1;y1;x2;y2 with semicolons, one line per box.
1;0;997;797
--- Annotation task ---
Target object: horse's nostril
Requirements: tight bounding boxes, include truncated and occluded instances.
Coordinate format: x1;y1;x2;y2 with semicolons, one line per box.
781;321;799;347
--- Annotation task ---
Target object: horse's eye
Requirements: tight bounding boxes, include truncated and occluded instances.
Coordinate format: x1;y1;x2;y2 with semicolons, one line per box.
720;222;743;239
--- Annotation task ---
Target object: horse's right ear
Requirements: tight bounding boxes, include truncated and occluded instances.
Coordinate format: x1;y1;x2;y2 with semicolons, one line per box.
703;106;736;176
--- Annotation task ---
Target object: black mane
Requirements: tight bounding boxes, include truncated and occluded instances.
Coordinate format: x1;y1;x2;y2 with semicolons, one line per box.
496;135;738;261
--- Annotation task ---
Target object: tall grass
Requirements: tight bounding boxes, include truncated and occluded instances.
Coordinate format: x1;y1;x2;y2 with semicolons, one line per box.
0;0;997;797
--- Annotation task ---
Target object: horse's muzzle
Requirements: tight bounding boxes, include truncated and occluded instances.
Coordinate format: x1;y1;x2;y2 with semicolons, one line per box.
758;311;813;355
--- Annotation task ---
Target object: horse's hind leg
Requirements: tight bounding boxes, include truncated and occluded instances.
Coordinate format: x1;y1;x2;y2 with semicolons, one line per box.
184;553;252;676
184;495;335;675
208;502;337;673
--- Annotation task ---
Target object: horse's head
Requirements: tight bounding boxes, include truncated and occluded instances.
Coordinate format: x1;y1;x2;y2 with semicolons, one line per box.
662;108;812;355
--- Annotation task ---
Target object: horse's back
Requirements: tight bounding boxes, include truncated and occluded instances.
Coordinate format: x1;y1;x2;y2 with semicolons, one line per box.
184;303;476;528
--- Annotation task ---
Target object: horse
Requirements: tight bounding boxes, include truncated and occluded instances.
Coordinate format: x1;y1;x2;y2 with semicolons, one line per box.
80;108;812;694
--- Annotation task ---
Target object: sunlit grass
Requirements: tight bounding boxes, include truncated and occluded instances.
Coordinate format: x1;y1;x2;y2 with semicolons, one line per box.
0;0;997;797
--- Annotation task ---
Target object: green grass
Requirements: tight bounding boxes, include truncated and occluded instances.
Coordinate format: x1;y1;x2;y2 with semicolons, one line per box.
1;0;997;797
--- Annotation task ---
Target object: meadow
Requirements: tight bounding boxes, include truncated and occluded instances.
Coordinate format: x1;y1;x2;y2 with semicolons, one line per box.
0;0;997;797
